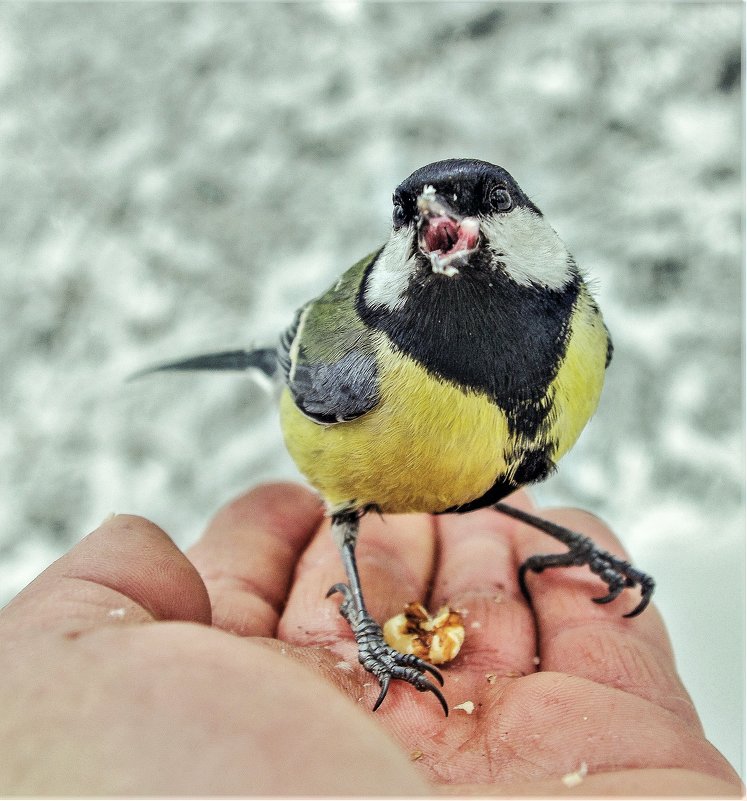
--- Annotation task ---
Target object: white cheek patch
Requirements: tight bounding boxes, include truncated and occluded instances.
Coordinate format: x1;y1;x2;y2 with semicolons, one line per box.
363;226;418;311
482;206;574;290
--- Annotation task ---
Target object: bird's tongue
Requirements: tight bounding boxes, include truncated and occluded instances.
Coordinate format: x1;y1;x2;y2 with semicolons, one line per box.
421;215;480;257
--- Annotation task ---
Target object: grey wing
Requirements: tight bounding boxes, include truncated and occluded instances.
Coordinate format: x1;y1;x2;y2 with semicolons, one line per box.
278;304;381;426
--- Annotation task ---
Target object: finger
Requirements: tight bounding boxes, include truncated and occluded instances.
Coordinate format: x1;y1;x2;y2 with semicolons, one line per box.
187;482;323;637
279;511;437;648
430;492;538;686
514;506;701;727
1;515;211;637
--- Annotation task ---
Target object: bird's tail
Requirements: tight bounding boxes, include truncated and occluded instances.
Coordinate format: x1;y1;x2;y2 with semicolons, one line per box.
129;348;278;381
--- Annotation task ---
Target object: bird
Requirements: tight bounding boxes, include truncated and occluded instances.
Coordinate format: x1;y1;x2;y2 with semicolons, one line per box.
135;158;654;715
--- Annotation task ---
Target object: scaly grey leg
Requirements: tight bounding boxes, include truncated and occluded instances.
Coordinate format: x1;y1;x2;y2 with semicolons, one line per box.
326;510;448;715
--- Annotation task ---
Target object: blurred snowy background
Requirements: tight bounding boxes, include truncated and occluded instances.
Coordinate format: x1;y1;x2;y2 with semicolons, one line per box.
0;0;743;777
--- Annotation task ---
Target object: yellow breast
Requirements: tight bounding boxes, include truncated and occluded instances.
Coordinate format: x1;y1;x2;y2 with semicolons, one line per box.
280;339;511;514
545;287;608;461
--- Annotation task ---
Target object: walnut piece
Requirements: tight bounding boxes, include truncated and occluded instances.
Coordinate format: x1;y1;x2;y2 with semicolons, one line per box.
383;602;465;665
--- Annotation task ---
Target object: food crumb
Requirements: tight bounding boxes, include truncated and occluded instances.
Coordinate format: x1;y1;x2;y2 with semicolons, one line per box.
485;673;497;684
453;700;475;714
532;655;541;665
561;761;588;788
410;750;423;761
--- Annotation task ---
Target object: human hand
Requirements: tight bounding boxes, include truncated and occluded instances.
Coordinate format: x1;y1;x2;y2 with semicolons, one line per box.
0;483;741;796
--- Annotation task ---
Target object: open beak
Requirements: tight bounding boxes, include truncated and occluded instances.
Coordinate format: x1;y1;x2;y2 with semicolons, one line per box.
416;186;480;276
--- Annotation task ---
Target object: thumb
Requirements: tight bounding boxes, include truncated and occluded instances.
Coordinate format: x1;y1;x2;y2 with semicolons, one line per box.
0;515;211;637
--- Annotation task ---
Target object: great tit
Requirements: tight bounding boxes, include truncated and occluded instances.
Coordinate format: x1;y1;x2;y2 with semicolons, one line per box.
137;158;654;715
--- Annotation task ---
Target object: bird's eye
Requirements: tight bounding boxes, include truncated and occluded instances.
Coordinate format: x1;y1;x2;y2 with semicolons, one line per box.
392;201;407;228
491;185;513;212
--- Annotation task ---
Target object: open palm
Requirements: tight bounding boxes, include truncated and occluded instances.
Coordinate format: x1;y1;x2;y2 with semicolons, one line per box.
191;483;740;794
0;482;740;796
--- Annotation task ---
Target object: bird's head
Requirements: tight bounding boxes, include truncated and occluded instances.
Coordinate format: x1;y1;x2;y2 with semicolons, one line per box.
363;159;576;311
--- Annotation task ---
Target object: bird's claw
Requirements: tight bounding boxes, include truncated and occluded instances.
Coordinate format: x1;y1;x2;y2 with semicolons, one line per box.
519;536;655;618
326;583;449;715
326;582;354;617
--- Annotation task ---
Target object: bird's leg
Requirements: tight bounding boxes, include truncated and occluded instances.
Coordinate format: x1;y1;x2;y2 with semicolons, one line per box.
326;510;449;715
493;502;655;618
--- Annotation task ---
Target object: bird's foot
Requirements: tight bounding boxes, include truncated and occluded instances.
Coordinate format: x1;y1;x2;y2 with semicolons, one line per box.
326;582;449;715
493;502;655;617
519;535;655;618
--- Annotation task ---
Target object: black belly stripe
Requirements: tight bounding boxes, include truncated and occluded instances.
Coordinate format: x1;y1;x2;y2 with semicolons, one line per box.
358;252;580;441
441;441;557;513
